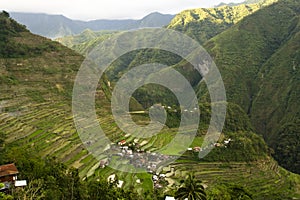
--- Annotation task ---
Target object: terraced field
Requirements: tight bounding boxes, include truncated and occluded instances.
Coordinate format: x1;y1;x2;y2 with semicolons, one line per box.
1;16;300;199
162;159;300;199
1;93;300;198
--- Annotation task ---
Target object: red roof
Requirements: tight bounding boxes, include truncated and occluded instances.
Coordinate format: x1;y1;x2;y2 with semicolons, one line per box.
118;140;126;145
0;163;19;177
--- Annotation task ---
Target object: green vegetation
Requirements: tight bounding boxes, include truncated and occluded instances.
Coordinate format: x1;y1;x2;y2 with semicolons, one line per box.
0;12;64;58
0;147;138;200
201;0;300;173
175;173;207;200
201;131;268;162
2;144;299;199
167;0;278;43
1;0;300;198
272;120;300;174
163;159;300;199
56;30;118;55
0;182;13;200
54;2;300;177
207;183;252;200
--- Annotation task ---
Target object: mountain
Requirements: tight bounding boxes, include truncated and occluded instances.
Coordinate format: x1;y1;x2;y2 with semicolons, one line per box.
0;11;113;178
1;8;300;199
215;0;274;7
138;12;175;27
167;0;277;43
215;0;280;7
55;29;117;55
57;0;276;55
10;12;175;39
58;0;300;175
201;0;300;173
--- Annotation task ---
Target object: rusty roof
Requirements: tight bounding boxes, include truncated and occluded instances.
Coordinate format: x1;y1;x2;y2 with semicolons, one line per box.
0;163;19;177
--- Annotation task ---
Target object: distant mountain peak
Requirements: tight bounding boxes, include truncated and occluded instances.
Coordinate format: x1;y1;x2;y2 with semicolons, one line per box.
10;12;175;39
215;0;278;7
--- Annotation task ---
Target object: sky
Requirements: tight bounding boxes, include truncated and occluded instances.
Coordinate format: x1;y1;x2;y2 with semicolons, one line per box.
0;0;244;21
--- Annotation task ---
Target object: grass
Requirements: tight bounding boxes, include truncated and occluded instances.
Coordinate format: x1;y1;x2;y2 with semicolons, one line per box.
0;8;300;199
162;159;300;199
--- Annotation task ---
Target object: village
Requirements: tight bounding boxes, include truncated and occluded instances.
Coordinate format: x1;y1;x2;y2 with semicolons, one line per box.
98;134;233;192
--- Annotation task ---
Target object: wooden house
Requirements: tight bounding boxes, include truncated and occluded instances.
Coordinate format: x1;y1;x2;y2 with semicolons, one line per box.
0;163;19;183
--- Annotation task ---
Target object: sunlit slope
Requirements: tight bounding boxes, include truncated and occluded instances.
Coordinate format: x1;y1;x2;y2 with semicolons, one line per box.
167;0;277;43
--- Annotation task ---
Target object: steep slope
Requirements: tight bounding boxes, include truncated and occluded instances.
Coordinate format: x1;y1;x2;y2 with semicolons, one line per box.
10;12;174;38
0;11;114;178
10;12;83;39
1;10;300;199
55;30;117;55
203;0;300;173
167;0;277;43
251;18;300;172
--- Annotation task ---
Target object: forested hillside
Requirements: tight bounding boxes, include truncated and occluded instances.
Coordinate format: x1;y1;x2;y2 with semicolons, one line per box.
1;0;300;198
167;0;277;43
203;0;300;173
56;0;300;174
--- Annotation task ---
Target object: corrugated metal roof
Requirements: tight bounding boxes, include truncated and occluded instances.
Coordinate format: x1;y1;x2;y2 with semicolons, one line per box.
0;163;19;177
15;180;27;187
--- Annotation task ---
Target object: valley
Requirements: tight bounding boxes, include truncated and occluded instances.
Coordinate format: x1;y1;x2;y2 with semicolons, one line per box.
0;0;300;199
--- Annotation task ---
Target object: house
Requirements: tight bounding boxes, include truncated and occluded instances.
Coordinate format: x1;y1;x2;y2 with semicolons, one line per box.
214;143;221;147
107;174;124;188
159;174;166;178
152;175;159;181
224;138;232;144
99;160;108;168
193;147;202;152
117;180;124;188
118;140;126;146
0;163;19;183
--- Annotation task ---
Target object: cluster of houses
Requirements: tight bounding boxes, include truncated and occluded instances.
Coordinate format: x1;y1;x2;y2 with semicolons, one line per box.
214;138;232;148
0;163;27;192
152;172;167;189
186;138;233;154
107;174;124;188
105;140;175;172
150;104;199;114
98;131;233;195
99;138;175;189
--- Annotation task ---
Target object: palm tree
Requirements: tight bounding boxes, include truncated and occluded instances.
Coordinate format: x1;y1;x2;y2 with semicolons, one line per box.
175;173;206;200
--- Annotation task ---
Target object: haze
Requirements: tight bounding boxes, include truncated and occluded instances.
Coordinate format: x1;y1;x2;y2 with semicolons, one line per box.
1;0;244;20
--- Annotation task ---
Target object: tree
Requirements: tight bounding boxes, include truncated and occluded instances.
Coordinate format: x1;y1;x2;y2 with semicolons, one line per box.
0;131;7;165
228;185;252;200
0;183;13;200
175;173;206;200
0;131;5;148
0;11;9;18
12;179;45;200
207;183;252;200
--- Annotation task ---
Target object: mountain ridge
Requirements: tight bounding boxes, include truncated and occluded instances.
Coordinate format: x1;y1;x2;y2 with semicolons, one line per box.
10;12;175;39
1;8;300;199
202;0;300;173
167;0;278;43
58;0;300;175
